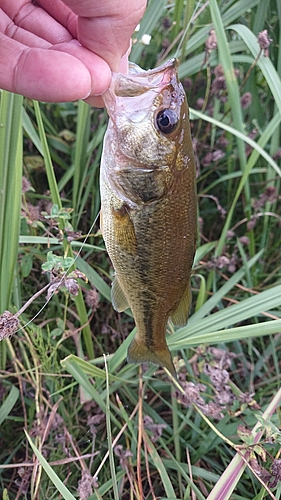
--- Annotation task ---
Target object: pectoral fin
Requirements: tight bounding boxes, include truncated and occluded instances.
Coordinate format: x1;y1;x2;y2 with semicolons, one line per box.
127;337;177;379
111;277;129;312
170;285;191;328
112;204;136;254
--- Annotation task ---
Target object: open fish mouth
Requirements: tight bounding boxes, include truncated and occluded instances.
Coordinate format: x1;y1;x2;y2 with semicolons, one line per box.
102;58;181;119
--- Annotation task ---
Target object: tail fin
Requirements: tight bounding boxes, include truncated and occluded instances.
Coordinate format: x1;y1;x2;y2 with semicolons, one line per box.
127;337;176;379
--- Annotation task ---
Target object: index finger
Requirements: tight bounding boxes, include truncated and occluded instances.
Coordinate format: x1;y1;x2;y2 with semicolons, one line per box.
0;33;110;102
1;0;76;43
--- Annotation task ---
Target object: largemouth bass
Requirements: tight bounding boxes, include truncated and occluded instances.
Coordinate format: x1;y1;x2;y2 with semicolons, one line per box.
100;58;197;378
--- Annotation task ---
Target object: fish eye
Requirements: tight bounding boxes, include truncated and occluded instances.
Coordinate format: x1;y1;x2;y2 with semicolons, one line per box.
156;109;178;134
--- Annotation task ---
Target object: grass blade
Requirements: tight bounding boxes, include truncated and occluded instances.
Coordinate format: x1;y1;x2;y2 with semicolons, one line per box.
229;24;281;115
145;433;176;499
72;100;90;223
25;431;76;500
209;0;248;209
33;100;62;209
0;91;23;311
0;385;19;426
190;251;263;323
171;319;281;348
207;387;281;500
130;0;168;62
104;356;119;500
33;100;94;359
171;284;281;345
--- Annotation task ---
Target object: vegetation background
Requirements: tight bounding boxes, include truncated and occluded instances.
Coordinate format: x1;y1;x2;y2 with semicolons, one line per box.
0;0;281;498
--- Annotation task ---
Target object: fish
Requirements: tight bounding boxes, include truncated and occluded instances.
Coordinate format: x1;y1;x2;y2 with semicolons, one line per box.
100;58;197;378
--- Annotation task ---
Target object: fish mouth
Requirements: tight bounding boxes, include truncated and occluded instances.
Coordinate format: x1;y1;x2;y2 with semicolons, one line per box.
102;58;180;119
115;58;179;96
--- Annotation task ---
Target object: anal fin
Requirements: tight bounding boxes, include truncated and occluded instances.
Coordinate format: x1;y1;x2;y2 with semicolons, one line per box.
170;285;191;328
111;277;129;312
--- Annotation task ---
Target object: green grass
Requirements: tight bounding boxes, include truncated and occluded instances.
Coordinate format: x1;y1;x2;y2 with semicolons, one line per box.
1;0;281;498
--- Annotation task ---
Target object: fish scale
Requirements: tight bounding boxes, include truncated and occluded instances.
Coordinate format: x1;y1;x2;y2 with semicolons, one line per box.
100;58;197;378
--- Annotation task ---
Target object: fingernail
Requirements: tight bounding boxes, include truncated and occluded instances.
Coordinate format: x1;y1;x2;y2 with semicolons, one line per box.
118;40;132;74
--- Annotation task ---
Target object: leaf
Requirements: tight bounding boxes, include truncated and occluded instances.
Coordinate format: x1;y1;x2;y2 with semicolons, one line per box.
170;284;281;349
0;385;19;426
25;431;76;500
0;92;23;310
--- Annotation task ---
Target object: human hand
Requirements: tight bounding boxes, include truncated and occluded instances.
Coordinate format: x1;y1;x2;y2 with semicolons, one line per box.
0;0;147;106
